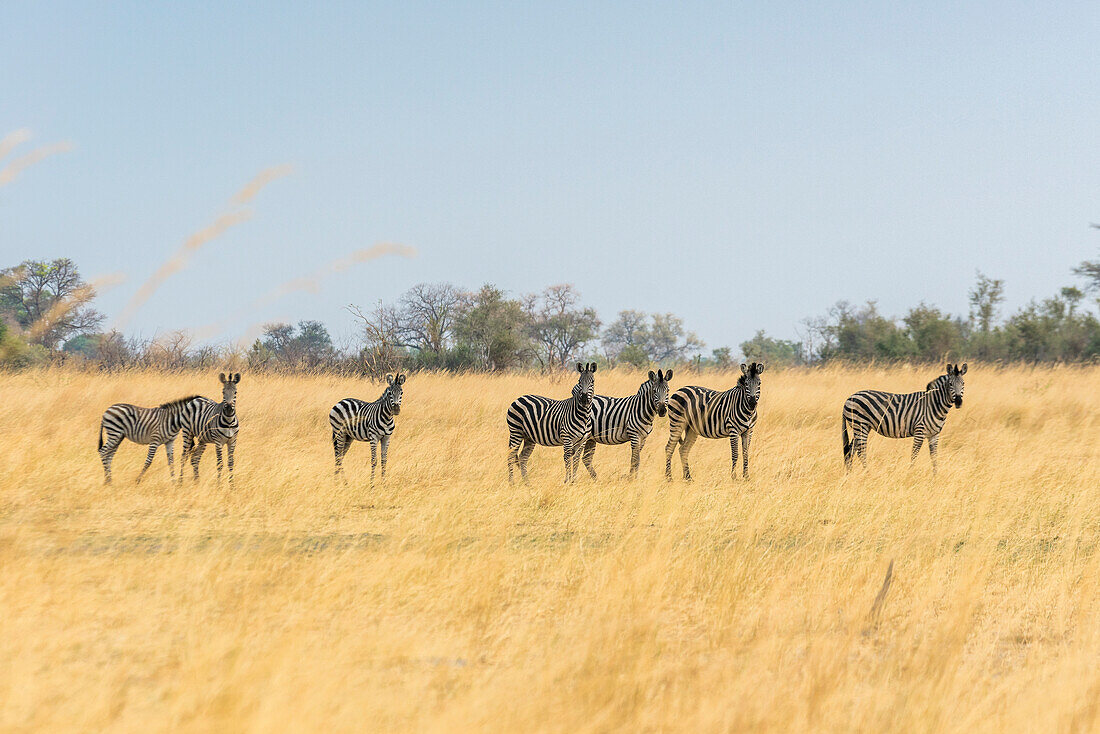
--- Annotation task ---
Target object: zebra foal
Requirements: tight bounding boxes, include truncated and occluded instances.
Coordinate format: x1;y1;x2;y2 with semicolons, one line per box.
507;362;596;484
98;395;201;483
330;373;405;484
580;369;672;480
665;362;764;481
842;363;966;473
179;372;241;484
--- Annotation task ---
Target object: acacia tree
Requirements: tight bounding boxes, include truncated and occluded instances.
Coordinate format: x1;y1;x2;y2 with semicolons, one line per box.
0;258;103;349
255;320;337;369
968;271;1005;333
602;310;703;367
396;282;462;360
523;284;600;371
453;285;530;371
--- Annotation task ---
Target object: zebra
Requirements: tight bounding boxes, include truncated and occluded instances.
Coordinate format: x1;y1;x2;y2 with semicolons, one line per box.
842;363;967;473
330;372;405;484
178;372;241;484
507;362;596;484
579;369;673;480
665;362;765;481
97;395;202;483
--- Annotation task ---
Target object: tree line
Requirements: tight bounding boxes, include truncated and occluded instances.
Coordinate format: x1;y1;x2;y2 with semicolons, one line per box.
2;247;1099;373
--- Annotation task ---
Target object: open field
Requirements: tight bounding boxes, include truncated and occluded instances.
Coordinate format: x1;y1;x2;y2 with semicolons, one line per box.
1;365;1099;732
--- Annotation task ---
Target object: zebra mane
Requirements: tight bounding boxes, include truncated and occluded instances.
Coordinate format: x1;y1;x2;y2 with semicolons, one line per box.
159;395;202;410
925;375;947;392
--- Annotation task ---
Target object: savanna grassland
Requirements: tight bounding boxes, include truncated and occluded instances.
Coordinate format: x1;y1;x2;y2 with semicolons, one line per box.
1;365;1099;732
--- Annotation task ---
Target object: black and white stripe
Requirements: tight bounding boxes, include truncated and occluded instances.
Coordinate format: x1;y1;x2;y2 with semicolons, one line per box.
179;372;241;484
507;362;596;483
842;363;967;472
665;362;764;480
580;369;672;480
330;373;405;483
98;395;201;483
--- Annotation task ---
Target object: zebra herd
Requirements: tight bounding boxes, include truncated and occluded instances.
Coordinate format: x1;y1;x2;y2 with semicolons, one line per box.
97;363;969;483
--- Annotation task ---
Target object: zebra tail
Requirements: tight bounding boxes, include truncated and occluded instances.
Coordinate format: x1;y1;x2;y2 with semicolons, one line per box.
842;413;853;469
98;421;104;451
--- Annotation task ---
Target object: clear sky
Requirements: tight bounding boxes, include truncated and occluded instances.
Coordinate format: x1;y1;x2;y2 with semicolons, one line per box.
3;1;1098;352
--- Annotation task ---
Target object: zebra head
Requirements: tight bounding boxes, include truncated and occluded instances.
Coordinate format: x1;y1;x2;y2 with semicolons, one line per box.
218;372;241;415
945;362;966;408
738;362;765;411
646;368;672;417
385;373;406;415
574;362;597;408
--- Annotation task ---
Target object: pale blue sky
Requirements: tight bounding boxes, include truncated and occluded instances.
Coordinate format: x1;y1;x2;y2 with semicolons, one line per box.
2;1;1098;351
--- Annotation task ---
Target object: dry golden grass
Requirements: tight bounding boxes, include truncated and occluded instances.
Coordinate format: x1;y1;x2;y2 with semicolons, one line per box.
1;364;1099;732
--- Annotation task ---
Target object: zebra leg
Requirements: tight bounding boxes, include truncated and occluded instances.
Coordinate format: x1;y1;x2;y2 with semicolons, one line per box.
928;434;939;474
136;443;158;483
190;443;206;482
333;432;351;483
99;432;123;484
227;437;236;484
165;438;175;480
741;429;752;479
179;432;194;485
679;430;698;481
518;440;535;483
581;438;597;480
853;425;870;468
629;434;645;480
563;439;574;483
665;422;683;481
729;436;739;480
370;440;378;485
215;445;224;484
380;435;390;481
910;431;924;465
507;434;522;484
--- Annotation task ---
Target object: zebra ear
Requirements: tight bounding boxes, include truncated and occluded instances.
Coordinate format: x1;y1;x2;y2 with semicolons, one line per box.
959;363;967;375
219;372;227;384
397;373;406;384
755;363;765;375
649;370;656;382
740;363;748;376
945;363;954;374
577;363;583;373
590;363;597;373
664;369;673;382
232;372;241;383
386;374;395;385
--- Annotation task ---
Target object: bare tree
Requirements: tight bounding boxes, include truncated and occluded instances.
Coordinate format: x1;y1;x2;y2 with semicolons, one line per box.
523;284;600;371
347;302;406;378
396;282;462;356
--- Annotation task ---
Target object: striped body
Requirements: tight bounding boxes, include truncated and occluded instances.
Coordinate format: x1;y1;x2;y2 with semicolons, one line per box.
97;396;200;483
581;370;671;479
665;362;764;480
842;364;966;472
330;373;404;483
507;363;596;483
179;373;241;483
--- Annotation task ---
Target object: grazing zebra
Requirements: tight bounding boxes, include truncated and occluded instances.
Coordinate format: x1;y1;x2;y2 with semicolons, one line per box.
179;372;241;484
580;369;673;480
97;395;202;483
842;363;967;473
507;362;596;484
665;362;765;481
330;373;405;484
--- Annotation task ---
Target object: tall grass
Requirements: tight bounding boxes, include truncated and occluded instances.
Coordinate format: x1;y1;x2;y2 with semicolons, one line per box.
1;364;1098;732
